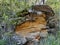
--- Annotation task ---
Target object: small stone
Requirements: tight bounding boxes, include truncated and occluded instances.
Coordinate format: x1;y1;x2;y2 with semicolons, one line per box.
25;32;40;41
12;34;27;45
40;30;48;38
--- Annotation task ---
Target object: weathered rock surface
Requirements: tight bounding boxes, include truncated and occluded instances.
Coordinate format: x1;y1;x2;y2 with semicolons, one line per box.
15;5;56;45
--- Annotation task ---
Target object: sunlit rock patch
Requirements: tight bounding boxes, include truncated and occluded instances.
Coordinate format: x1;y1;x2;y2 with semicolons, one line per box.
15;5;56;45
15;13;47;36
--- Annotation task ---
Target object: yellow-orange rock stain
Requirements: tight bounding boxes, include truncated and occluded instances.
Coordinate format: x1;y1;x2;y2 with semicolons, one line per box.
15;14;47;37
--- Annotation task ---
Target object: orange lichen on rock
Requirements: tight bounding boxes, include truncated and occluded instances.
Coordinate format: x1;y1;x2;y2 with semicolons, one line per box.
15;14;47;37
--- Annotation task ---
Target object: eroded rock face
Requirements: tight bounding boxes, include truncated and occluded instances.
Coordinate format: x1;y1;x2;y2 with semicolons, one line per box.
15;5;56;45
15;13;48;45
15;14;47;36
